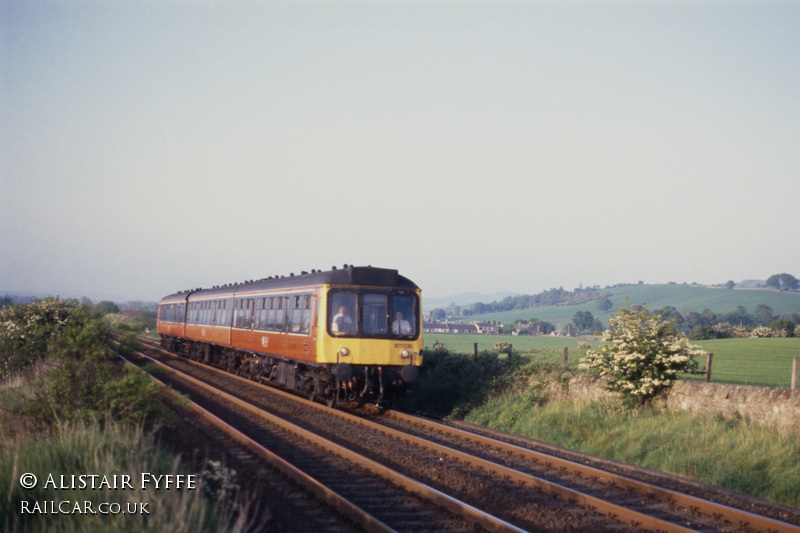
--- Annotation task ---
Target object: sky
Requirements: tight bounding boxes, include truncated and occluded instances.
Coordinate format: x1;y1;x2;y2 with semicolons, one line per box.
2;1;799;304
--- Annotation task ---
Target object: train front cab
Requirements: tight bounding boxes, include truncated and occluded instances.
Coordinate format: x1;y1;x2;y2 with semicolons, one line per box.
317;283;423;388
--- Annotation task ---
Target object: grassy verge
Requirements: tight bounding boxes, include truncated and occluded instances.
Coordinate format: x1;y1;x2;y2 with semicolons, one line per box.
407;348;800;509
0;299;248;532
465;393;800;508
2;420;230;533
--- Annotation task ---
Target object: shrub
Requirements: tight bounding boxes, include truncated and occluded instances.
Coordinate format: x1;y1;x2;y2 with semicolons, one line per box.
750;326;782;338
712;322;734;339
769;318;796;338
689;325;716;341
0;298;81;379
579;304;706;406
406;347;525;417
1;299;166;428
493;341;511;353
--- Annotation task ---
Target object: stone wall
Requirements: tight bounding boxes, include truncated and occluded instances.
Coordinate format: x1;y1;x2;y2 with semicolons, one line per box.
663;381;800;431
553;374;800;430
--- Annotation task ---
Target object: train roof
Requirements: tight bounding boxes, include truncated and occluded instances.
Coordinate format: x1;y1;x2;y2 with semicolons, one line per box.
158;265;419;304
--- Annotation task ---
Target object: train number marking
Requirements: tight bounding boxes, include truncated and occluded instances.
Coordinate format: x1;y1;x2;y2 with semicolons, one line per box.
261;336;269;348
394;343;413;349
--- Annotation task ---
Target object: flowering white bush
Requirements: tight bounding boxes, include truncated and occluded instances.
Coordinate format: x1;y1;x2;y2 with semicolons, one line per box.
750;326;784;338
0;298;80;380
712;322;734;338
579;304;706;405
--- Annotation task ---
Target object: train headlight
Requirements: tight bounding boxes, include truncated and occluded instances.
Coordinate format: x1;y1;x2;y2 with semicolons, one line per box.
339;347;349;357
400;349;410;359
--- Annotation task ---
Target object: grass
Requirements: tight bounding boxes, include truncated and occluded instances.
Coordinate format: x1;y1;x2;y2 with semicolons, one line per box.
426;334;800;389
465;391;800;508
409;344;800;508
426;333;595;359
688;337;800;388
1;419;237;533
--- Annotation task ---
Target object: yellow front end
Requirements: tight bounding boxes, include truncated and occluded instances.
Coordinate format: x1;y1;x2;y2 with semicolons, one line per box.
316;287;424;369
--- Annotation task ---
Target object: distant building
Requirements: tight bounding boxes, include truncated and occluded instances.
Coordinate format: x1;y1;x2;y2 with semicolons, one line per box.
422;321;499;334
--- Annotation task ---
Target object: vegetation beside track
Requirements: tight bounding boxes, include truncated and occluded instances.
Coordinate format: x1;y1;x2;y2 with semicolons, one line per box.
405;346;800;509
0;298;247;532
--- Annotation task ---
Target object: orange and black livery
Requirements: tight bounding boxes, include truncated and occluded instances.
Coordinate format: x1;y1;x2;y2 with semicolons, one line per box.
157;265;423;408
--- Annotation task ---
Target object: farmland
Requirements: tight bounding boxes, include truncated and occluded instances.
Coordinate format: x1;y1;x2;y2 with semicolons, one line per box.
425;282;800;330
424;334;800;389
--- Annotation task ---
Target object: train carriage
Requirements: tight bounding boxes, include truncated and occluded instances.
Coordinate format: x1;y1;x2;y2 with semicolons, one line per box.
157;265;423;407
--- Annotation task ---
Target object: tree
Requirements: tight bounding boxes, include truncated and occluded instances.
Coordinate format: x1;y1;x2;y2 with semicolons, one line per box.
769;318;796;337
755;304;774;326
430;308;447;322
655;306;685;331
578;303;706;406
766;273;800;291
93;301;120;316
596;297;613;313
572;311;595;332
726;280;736;289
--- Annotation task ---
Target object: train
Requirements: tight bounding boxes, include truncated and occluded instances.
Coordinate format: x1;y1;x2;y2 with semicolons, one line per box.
156;265;423;407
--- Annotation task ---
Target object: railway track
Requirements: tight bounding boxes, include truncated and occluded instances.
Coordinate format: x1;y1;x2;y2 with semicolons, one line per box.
118;336;800;533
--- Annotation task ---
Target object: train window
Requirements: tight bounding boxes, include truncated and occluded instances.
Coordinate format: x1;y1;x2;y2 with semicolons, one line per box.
255;298;268;330
329;292;357;335
288;293;312;334
362;293;388;334
391;293;418;337
215;301;226;325
234;301;244;328
274;305;285;331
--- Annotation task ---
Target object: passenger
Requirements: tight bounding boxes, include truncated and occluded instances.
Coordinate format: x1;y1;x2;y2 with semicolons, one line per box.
392;311;412;335
332;305;354;334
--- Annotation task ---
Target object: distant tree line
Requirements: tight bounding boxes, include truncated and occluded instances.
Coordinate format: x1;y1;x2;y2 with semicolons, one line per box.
431;286;609;320
765;273;800;292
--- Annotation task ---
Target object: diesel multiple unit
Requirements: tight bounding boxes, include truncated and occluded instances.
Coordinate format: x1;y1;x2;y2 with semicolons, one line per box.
157;265;423;407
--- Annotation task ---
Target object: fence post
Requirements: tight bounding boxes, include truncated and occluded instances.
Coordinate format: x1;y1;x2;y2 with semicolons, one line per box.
705;353;713;383
563;347;569;366
792;357;798;391
474;343;478;358
508;344;513;358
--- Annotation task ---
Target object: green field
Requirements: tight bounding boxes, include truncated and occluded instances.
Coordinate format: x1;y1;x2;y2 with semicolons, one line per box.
424;334;800;389
430;283;800;329
688;337;800;388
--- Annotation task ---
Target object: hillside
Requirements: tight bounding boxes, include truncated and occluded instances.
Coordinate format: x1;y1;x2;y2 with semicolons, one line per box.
424;283;800;329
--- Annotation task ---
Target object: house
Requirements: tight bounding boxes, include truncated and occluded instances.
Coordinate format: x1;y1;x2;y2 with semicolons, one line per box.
422;321;498;334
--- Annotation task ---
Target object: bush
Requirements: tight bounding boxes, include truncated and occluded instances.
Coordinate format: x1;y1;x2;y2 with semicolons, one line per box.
579;304;706;406
689;325;716;341
1;299;166;428
405;348;526;417
0;298;81;380
750;326;782;338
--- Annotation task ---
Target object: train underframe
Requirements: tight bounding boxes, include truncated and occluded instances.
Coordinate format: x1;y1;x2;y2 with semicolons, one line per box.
160;335;409;408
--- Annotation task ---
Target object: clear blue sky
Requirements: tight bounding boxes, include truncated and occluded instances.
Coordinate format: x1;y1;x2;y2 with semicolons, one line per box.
2;1;798;303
